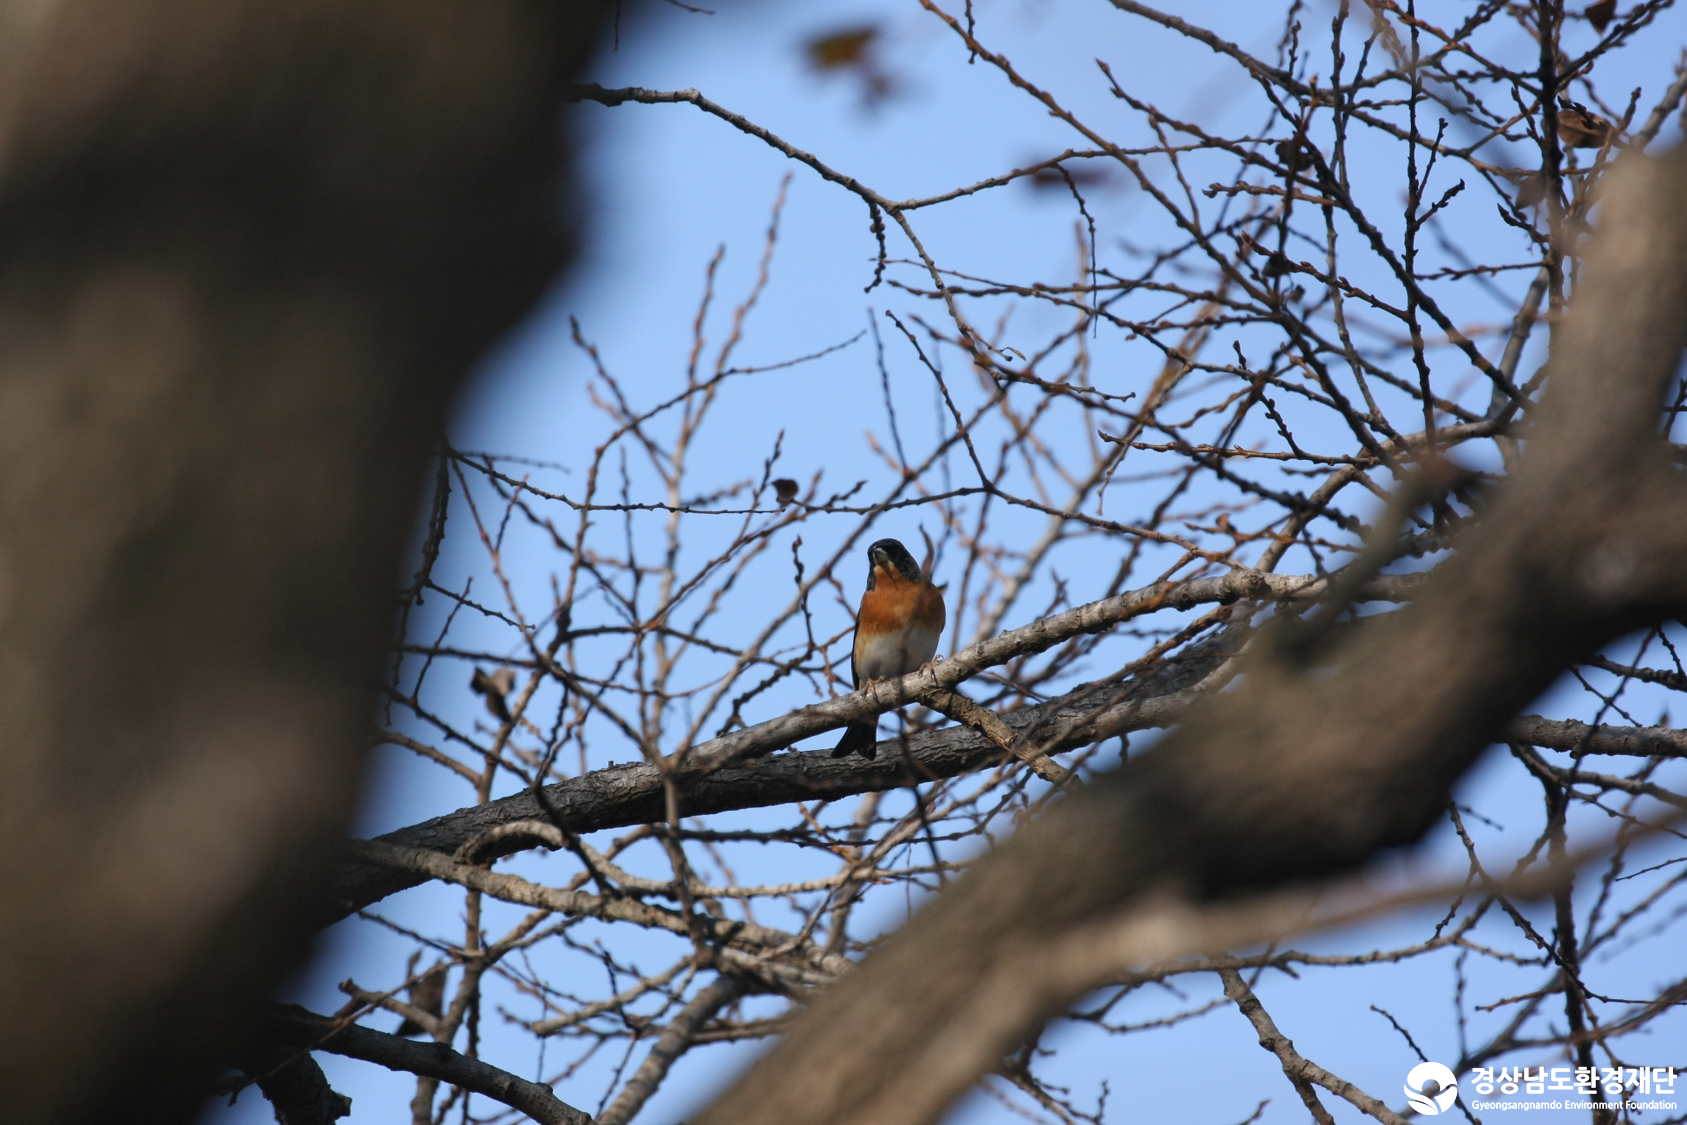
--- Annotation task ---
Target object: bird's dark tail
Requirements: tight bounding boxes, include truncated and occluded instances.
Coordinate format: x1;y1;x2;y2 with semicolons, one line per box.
831;722;879;760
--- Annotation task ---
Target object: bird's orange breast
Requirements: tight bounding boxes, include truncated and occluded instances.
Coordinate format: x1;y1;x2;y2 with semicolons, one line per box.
854;565;946;682
857;566;945;633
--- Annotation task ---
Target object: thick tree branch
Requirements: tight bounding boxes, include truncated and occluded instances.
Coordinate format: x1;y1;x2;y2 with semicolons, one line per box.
233;1042;352;1125
325;599;1687;930
326;574;1421;923
1506;714;1687;758
262;1005;592;1125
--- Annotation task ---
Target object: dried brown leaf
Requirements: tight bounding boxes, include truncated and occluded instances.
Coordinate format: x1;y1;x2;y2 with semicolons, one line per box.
806;27;877;72
1516;170;1547;209
1558;99;1615;148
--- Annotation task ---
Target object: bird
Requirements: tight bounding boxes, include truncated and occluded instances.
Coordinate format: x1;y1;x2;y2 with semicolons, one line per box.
832;538;946;760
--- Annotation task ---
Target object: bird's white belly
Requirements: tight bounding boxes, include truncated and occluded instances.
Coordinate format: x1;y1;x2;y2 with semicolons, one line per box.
856;623;942;682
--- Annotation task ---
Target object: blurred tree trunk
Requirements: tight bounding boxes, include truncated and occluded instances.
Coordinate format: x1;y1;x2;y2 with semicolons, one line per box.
0;1;602;1120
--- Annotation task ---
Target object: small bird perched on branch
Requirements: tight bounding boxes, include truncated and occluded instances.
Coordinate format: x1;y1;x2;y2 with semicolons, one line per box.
833;538;946;760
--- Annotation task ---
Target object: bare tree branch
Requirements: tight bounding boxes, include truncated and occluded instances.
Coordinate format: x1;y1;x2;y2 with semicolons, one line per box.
263;1006;593;1125
326;573;1427;919
1219;968;1401;1125
345;839;849;979
272;7;1687;1121
598;976;748;1125
690;147;1687;1125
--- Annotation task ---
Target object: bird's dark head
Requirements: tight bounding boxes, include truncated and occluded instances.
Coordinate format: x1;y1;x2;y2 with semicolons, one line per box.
866;538;922;587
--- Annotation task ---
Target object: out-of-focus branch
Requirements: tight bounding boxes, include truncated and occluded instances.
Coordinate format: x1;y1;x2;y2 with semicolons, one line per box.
232;1042;352;1125
0;2;603;1121
262;1006;592;1125
690;149;1687;1125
